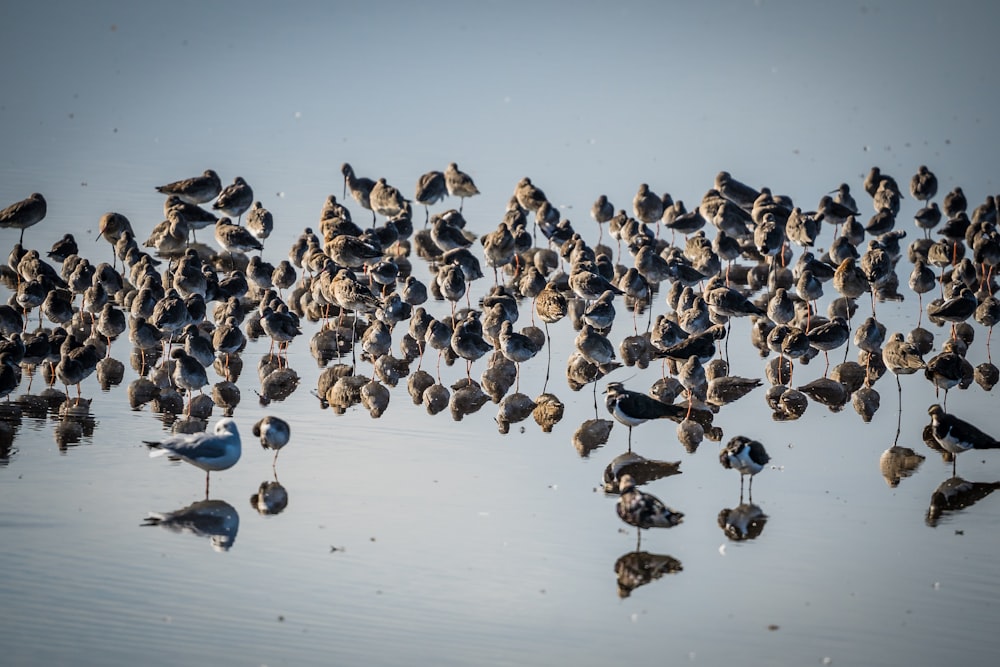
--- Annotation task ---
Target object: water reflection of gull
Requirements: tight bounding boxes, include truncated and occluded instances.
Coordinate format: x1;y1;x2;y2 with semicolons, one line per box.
143;499;240;552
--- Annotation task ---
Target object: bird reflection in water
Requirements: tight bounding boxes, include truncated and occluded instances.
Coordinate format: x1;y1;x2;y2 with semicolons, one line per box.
250;477;289;516
495;391;535;433
96;356;125;391
256;355;300;406
531;392;564;433
449;378;489;421
718;503;768;541
603;451;681;494
405;368;434;405
361;379;390;418
314;363;356;409
212;380;241;417
143;498;240;552
54;397;97;451
766;384;808;422
925;477;1000;527
879;445;926;487
324;373;368;414
572;418;613;457
614;549;683;598
0;403;21;464
481;351;516;403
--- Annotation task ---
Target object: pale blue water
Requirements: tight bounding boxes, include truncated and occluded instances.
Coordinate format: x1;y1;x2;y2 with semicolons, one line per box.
2;2;1000;666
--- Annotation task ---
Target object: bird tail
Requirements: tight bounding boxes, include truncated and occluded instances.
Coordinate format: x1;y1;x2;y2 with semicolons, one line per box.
145;442;169;457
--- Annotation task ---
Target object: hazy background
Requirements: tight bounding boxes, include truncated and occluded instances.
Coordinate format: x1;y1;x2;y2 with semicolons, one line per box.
3;0;998;236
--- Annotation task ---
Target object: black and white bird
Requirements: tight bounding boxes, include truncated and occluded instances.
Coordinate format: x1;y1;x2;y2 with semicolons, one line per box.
252;416;291;467
604;381;685;450
719;435;770;498
927;405;1000;474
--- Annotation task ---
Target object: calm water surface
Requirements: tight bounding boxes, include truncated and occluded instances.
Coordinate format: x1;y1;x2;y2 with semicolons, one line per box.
2;2;1000;666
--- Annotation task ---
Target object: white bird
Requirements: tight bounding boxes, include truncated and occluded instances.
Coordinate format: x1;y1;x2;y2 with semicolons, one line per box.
719;435;770;498
145;418;242;496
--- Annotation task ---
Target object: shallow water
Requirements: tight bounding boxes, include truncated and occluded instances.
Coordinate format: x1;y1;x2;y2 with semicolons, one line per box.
3;3;1000;666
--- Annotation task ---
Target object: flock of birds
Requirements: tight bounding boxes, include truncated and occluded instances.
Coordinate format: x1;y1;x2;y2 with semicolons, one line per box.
2;159;1000;552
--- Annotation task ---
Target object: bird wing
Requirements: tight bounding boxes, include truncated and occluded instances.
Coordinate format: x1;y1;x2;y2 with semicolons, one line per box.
147;432;229;459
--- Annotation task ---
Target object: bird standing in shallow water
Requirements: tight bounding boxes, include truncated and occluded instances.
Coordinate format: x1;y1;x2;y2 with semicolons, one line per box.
156;169;222;205
47;233;78;263
252;416;290;468
342;163;376;222
591;194;614;244
414;170;447;223
245;201;273;249
923;340;970;408
927;405;1000;475
212;177;254;222
632;183;664;231
444;163;480;213
617;474;684;548
370;177;407;221
882;332;925;396
0;192;46;244
604;381;685;451
719;436;770;499
145;417;242;497
215;217;263;257
910;165;938;204
927;286;977;337
171;348;208;414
